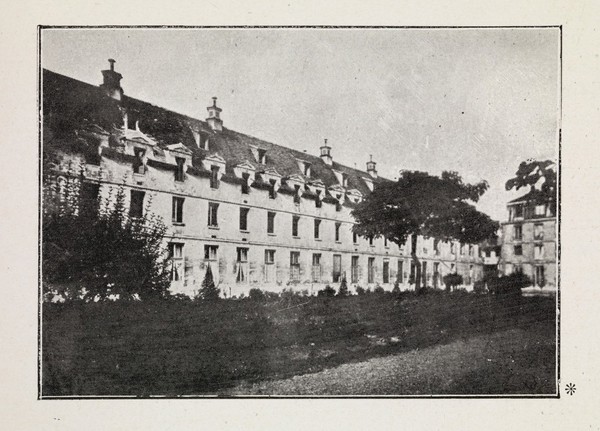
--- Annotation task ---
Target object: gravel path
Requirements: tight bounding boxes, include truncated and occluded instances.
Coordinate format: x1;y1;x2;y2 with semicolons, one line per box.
225;327;554;395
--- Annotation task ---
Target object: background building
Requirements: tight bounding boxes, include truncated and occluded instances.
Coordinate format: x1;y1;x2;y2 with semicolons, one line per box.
500;190;557;288
43;61;484;297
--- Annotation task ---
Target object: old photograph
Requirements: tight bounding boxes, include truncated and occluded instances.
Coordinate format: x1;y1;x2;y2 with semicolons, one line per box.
39;27;560;397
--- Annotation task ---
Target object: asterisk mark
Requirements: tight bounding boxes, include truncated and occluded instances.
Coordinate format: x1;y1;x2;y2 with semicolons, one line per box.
565;383;576;395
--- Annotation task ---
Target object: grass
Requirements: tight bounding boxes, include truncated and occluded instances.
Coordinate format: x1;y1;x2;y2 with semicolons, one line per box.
41;291;557;396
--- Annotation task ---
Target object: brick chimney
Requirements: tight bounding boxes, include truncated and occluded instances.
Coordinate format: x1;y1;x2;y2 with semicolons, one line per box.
206;97;223;132
100;59;123;101
320;138;332;166
366;154;378;178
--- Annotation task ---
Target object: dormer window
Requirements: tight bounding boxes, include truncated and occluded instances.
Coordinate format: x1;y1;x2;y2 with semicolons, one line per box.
133;147;146;174
175;157;185;182
210;166;220;189
269;179;277;199
303;162;311;177
127;112;138;130
315;190;322;208
342;174;349;188
258;149;267;164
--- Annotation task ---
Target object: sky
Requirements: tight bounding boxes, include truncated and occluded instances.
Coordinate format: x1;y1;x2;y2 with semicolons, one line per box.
41;28;560;221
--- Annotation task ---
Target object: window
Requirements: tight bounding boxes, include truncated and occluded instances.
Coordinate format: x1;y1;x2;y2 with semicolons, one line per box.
312;253;322;282
129;190;145;218
267;211;276;234
342;174;349;188
384;237;389;248
433;239;440;255
514;225;523;241
264;249;275;282
236;247;249;283
336;202;342;212
127;112;137;130
315;190;322;208
265;249;275;264
513;204;524;219
450;263;456;273
303;162;311;177
514;264;523;274
269;179;277;199
514;244;523;256
239;207;249;231
290;251;300;281
382;259;390;284
397;260;404;284
314;219;321;239
368;257;375;283
292;216;300;237
469;244;474;256
369;236;374;246
208;202;219;227
353;231;358;244
450;242;456;255
241;173;250;194
210;165;220;189
257;149;267;164
460;243;465;255
172;197;184;223
534;223;544;240
534;244;544;260
133;147;146;174
294;185;301;204
175;157;185;182
535;265;545;287
335;223;341;242
168;243;184;282
333;254;342;282
351;256;359;283
535;204;546;216
204;245;218;261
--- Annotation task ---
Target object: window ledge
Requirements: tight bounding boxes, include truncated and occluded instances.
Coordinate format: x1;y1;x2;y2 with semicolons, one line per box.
172;222;186;226
335;241;342;244
293;236;301;239
208;225;220;230
268;233;277;237
240;230;250;234
315;238;322;242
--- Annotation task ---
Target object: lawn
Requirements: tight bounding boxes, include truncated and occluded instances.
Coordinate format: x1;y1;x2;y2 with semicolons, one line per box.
41;291;557;396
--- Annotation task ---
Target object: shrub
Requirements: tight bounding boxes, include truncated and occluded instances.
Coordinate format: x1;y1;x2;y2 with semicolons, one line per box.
337;277;349;296
443;273;463;292
488;272;532;298
373;284;385;294
317;285;336;297
248;288;266;301
473;280;487;294
197;265;220;301
355;285;366;296
392;279;401;295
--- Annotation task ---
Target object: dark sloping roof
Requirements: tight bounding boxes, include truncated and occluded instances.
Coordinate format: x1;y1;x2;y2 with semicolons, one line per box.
508;189;551;204
43;68;388;195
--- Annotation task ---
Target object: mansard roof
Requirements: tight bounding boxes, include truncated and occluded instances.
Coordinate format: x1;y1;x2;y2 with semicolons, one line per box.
43;68;388;196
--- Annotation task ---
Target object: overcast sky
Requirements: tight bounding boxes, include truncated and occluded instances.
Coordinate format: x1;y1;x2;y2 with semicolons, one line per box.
42;28;560;221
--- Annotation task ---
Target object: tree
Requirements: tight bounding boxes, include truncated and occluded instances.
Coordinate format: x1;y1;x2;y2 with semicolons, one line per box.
337;275;349;296
43;167;171;301
351;170;498;292
505;159;557;214
198;264;220;301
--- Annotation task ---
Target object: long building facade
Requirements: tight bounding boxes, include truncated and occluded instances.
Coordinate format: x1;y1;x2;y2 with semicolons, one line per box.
42;61;484;298
500;190;557;288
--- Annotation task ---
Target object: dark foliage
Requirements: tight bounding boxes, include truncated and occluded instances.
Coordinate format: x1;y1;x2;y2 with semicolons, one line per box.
317;285;337;297
443;273;464;291
352;170;498;291
355;285;366;296
488;273;532;298
505;159;557;213
197;265;220;301
373;284;385;294
337;276;350;296
42;168;171;302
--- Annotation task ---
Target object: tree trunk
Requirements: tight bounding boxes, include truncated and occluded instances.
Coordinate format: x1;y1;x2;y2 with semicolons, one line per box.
411;234;422;294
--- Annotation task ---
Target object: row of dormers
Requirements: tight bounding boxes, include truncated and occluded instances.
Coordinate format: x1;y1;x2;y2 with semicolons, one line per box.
97;132;367;206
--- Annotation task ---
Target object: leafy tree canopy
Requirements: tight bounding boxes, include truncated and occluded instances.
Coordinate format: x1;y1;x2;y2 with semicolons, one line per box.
505;159;557;207
351;170;499;247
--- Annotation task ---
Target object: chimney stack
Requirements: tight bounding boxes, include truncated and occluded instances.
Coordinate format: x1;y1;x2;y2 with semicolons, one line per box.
100;58;123;101
206;97;223;132
320;138;332;166
366;154;378;178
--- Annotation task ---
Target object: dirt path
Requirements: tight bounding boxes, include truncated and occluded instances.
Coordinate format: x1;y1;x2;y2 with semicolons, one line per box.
225;327;556;395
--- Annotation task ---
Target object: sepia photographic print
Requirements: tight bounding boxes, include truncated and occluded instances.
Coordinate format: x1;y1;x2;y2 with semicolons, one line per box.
39;26;560;398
